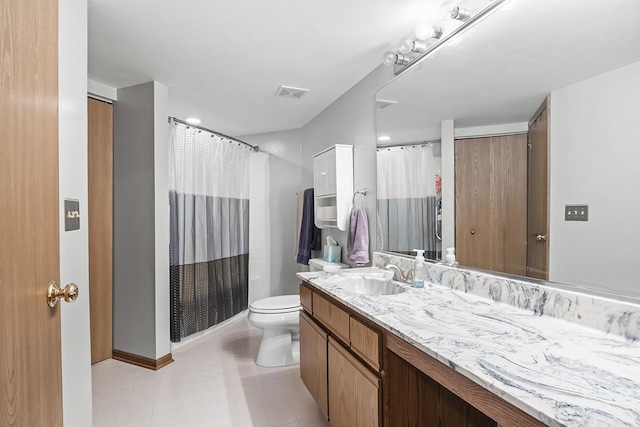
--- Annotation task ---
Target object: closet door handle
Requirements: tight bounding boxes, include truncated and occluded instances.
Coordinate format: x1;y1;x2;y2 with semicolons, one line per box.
535;234;547;242
470;230;475;235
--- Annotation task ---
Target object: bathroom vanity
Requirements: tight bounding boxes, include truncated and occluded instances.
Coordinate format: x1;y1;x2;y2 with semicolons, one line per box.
297;255;640;426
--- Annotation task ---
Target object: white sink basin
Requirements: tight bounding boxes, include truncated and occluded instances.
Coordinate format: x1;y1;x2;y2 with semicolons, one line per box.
330;275;408;296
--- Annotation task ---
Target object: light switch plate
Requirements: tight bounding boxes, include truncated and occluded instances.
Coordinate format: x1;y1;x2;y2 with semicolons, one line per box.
64;199;80;231
565;204;588;221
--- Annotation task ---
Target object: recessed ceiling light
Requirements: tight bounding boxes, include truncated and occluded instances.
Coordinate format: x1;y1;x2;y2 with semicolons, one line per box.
185;117;201;125
378;136;391;142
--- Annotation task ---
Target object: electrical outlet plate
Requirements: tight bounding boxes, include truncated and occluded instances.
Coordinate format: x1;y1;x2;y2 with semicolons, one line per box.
565;205;588;221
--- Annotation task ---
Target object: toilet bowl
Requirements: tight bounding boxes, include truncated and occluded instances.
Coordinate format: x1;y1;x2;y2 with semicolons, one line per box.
248;295;301;367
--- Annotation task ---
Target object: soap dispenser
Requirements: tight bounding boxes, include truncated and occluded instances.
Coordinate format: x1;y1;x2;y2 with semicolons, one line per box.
412;249;428;288
444;247;459;267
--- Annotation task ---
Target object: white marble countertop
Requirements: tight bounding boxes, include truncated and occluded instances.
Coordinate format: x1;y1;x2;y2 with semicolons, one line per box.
297;268;640;427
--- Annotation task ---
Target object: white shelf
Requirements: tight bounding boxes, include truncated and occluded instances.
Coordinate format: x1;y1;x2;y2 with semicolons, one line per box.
313;144;353;231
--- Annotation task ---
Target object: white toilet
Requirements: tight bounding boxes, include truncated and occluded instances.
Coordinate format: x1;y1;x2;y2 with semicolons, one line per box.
248;259;348;367
248;295;302;367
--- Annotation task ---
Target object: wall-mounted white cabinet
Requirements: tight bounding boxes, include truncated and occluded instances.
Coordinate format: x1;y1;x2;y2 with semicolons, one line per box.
313;144;353;230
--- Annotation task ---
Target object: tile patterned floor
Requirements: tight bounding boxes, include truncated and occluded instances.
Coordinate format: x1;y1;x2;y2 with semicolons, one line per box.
92;316;329;427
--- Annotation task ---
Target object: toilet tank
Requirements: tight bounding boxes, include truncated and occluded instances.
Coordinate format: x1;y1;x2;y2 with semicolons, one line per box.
308;258;349;272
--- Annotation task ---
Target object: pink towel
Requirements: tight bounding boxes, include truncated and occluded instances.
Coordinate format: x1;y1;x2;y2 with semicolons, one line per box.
347;207;369;264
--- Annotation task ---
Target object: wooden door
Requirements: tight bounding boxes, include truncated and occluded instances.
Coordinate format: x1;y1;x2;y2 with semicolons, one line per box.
328;337;380;426
88;98;114;363
300;312;328;418
527;99;550;280
0;0;63;425
455;135;528;276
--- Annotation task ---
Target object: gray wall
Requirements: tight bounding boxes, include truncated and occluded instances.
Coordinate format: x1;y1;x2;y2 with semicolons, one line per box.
243;128;303;296
301;65;394;266
113;81;160;359
243;65;394;291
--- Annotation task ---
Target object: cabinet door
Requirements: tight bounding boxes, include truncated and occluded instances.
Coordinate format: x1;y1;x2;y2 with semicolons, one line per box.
314;148;336;196
328;338;380;427
300;312;328;418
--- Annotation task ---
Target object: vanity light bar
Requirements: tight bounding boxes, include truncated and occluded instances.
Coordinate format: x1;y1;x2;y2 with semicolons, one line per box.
389;0;511;76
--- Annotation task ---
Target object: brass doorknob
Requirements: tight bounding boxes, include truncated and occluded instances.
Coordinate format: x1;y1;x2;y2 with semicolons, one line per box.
47;281;79;308
535;234;547;242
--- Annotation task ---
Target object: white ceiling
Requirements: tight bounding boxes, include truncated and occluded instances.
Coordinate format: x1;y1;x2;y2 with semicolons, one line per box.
88;0;441;136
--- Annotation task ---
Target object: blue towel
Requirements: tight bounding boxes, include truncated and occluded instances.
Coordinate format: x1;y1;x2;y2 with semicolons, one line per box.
296;188;321;264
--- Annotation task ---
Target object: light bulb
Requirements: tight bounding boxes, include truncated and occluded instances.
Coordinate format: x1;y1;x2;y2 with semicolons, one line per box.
415;22;442;40
439;0;458;19
382;51;398;66
185;117;201;125
450;6;471;21
399;39;414;54
395;54;412;66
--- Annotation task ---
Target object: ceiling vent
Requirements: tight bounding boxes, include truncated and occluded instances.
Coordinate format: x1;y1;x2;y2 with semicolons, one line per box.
376;99;397;110
274;85;309;100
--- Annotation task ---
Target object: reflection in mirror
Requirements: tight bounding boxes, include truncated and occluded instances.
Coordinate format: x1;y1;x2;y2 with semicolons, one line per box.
376;143;442;258
375;0;640;299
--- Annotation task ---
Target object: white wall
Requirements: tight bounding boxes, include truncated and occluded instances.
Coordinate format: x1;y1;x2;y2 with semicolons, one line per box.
59;0;93;425
248;152;271;303
153;82;171;358
549;60;640;297
441;120;455;252
243;129;303;296
301;65;395;266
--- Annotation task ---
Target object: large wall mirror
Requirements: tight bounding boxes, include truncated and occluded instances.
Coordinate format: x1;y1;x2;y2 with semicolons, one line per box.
375;0;640;300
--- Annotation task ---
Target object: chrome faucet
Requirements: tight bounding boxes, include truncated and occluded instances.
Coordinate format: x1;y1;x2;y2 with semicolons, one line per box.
384;264;413;284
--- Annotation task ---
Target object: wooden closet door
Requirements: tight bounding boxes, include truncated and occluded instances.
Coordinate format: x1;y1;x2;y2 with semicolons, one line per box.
88;97;114;363
455;135;527;276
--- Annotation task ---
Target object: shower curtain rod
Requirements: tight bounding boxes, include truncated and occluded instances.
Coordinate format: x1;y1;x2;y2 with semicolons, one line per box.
168;116;259;152
377;139;441;149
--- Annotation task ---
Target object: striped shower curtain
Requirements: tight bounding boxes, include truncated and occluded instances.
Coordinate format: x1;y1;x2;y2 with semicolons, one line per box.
169;121;250;342
377;143;441;259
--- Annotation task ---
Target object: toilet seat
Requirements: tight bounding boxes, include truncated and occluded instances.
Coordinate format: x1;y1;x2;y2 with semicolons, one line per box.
249;295;300;314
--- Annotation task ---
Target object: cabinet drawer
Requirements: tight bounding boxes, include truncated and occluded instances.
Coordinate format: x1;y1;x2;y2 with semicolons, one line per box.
300;283;313;313
349;317;381;372
313;293;350;344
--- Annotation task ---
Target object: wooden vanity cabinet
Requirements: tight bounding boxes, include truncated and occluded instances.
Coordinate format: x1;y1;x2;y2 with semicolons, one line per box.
300;281;550;427
299;283;382;426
